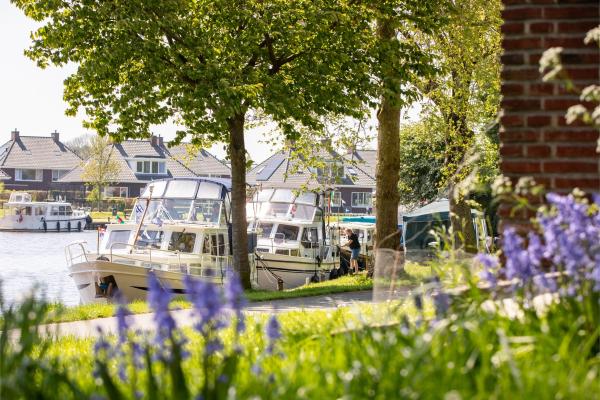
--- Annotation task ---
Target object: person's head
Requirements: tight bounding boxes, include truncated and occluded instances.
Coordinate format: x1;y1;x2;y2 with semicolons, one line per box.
345;228;353;235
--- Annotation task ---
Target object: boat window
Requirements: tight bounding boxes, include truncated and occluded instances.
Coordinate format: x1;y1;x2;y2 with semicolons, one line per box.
168;232;196;253
210;234;227;256
256;189;274;202
257;222;274;238
35;207;45;216
301;227;319;245
197;182;222;199
271;189;294;203
295;192;316;205
65;206;73;216
191;200;222;224
105;230;131;250
260;202;290;218
140;180;168;198
165;180;197;198
135;230;163;249
23;207;32;216
276;224;300;241
291;204;315;220
51;206;59;216
162;199;192;220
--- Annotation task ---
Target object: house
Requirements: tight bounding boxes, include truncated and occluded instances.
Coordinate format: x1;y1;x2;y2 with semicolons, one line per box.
246;147;377;214
59;135;230;198
0;130;81;193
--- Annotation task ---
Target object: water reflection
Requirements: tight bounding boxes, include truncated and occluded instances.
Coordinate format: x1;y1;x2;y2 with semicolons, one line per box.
0;230;98;305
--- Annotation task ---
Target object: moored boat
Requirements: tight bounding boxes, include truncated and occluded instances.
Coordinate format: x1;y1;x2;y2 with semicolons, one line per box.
66;177;257;304
0;192;88;232
247;188;340;290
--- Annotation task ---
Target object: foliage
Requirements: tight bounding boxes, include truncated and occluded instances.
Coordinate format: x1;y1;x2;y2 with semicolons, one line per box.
65;134;94;159
398;116;446;206
80;135;121;208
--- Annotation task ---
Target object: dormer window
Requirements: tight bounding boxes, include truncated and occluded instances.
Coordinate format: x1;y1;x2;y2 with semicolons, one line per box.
136;160;166;175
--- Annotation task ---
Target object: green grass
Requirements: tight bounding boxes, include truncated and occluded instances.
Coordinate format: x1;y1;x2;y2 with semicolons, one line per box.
43;263;433;324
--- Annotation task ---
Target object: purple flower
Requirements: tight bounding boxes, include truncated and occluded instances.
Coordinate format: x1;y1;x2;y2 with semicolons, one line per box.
224;270;247;333
183;275;224;334
266;315;281;341
147;271;177;349
433;291;450;318
205;338;224;356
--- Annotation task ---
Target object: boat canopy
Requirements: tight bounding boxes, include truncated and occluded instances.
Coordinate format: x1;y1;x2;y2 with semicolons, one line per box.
140;178;232;200
402;199;482;224
8;192;32;203
251;188;317;206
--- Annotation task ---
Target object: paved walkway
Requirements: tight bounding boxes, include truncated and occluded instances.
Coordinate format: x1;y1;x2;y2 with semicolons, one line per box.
39;289;410;339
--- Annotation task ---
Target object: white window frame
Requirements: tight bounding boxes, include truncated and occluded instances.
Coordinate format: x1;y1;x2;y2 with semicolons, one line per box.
104;186;129;198
15;168;43;182
351;192;372;208
135;160;167;175
52;169;69;182
331;191;342;207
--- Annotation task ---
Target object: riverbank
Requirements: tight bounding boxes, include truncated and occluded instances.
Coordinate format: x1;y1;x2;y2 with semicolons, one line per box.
44;263;432;324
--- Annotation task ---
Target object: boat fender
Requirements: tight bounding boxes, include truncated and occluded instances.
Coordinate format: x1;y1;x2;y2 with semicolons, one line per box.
310;273;320;283
77;221;82;232
56;221;60;232
67;221;71;232
42;218;47;232
96;256;109;261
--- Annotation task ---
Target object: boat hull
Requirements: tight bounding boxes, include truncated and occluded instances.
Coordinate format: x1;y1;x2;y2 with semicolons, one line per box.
0;215;87;232
68;260;225;304
254;253;337;290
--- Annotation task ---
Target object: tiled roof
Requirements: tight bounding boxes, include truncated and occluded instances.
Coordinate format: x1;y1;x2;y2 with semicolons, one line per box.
247;147;376;189
0;136;81;170
169;144;231;177
59;138;228;184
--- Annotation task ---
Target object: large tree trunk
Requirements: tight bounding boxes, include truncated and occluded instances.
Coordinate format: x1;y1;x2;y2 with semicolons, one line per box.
375;17;401;251
449;188;478;253
228;113;252;289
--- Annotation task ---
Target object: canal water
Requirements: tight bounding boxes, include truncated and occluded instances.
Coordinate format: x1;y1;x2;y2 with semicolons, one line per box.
0;230;98;306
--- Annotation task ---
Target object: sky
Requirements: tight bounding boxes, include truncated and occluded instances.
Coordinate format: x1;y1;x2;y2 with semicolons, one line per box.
0;2;418;164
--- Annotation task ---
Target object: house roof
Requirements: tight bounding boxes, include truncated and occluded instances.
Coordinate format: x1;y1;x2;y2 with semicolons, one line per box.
59;138;229;184
0;169;9;180
169;144;231;177
247;147;376;190
0;135;81;170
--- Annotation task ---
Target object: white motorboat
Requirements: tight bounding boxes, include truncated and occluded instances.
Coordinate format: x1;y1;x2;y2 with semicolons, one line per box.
247;188;340;290
66;178;257;304
0;192;88;232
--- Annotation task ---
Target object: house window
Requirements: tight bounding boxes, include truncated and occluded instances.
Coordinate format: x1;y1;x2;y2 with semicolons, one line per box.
136;160;166;175
317;163;343;179
15;169;42;181
330;191;342;207
351;192;372;208
52;170;68;181
104;186;129;198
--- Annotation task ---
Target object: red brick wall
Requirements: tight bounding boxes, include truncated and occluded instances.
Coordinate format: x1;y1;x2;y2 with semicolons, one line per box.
499;0;600;228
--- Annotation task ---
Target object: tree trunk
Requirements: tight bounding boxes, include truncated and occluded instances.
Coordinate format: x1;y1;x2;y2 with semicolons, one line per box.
449;187;477;253
227;113;252;289
375;17;401;250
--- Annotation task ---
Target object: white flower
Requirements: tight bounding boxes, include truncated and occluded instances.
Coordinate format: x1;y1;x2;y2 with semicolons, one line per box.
584;26;600;45
565;104;588;125
580;85;600;102
539;47;563;73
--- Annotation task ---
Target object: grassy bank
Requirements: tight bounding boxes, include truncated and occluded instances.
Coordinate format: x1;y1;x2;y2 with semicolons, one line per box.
44;263;432;324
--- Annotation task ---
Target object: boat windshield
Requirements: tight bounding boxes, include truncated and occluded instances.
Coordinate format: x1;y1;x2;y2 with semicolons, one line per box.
164;180;198;198
140;180;168;198
290;204;316;221
271;189;294;203
259;202;290;218
104;229;131;251
257;222;274;238
161;199;193;220
191;199;222;224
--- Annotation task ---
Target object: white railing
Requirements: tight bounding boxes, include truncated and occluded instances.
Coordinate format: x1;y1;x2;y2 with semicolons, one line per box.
65;241;89;267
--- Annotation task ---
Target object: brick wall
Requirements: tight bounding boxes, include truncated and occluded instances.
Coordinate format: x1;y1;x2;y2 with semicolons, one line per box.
499;0;599;228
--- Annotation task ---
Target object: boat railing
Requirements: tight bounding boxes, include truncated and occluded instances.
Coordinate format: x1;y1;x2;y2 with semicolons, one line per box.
108;242;234;277
65;241;89;267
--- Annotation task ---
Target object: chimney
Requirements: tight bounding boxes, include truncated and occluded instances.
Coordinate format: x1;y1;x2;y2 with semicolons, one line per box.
158;135;164;147
51;130;60;142
11;129;19;141
150;134;159;146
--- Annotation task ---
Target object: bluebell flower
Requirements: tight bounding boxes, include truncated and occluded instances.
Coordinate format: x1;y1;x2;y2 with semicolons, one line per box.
433;291;450;318
225;270;247;333
147;271;177;354
265;315;281;354
205;338;224;356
